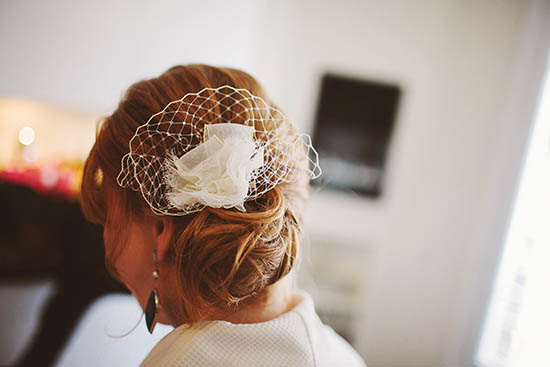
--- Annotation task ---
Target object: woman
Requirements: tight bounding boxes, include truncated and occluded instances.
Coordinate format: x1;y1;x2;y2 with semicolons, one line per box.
81;64;366;366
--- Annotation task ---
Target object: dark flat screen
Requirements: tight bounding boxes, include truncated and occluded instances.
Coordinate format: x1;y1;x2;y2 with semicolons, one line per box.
312;74;400;197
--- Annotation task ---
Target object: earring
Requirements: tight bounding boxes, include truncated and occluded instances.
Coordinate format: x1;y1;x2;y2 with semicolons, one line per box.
145;250;160;334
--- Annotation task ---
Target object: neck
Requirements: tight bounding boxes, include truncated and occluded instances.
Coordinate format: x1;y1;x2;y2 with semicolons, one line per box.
159;267;303;327
214;276;303;324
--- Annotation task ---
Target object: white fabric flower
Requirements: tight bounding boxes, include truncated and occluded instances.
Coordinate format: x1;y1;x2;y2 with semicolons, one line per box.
164;123;264;212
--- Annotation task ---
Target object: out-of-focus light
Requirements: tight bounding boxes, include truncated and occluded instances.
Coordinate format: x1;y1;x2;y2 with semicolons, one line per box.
19;126;35;145
40;166;59;188
22;145;37;164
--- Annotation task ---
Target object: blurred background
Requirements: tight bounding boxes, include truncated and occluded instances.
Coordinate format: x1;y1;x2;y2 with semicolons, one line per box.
1;0;550;366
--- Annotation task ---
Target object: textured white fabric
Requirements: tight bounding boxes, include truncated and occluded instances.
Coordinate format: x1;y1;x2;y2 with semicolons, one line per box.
141;292;366;367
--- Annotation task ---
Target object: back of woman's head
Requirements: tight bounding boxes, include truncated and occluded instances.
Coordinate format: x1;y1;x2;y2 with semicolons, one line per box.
81;64;310;324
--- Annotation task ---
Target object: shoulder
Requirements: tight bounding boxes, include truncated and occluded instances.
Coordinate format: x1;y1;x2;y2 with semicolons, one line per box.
141;291;366;367
292;292;367;367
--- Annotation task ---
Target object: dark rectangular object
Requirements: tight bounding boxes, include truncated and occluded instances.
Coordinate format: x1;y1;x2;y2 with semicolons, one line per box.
312;74;401;197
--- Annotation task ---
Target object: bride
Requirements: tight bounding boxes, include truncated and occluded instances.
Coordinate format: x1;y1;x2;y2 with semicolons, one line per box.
80;64;366;366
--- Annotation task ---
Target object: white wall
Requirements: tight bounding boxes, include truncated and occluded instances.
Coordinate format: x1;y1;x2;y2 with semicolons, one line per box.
1;1;548;366
252;1;547;366
0;0;267;113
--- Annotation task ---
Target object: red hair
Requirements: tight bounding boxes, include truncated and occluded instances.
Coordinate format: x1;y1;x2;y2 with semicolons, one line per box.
81;65;310;324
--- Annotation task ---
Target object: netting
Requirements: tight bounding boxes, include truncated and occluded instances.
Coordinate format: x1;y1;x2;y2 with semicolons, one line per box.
117;86;321;216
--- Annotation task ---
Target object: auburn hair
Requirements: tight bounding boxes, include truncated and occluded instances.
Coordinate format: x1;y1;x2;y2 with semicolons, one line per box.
80;64;310;324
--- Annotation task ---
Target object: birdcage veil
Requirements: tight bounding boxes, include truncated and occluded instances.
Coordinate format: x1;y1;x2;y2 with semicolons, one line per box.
116;85;321;216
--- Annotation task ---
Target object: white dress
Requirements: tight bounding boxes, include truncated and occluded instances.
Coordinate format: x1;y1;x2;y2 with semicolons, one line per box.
141;292;366;366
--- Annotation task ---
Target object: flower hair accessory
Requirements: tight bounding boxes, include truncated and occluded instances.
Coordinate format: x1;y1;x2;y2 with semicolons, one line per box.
164;123;263;212
117;85;321;216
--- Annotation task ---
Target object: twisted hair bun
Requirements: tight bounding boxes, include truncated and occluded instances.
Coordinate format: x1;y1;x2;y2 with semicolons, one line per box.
81;64;310;324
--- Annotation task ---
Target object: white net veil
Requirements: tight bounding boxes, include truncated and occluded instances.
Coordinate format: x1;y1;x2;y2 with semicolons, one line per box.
116;85;321;216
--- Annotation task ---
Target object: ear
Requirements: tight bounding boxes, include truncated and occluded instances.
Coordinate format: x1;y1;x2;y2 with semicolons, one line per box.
152;216;174;262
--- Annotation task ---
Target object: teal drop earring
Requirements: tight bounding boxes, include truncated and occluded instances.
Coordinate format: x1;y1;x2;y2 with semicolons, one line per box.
145;250;160;334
